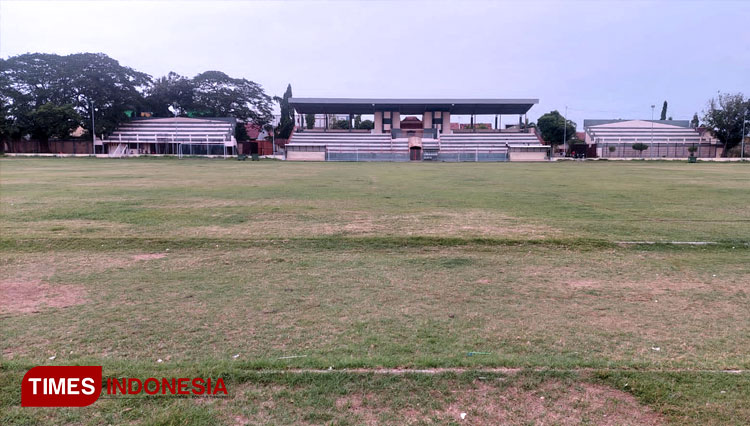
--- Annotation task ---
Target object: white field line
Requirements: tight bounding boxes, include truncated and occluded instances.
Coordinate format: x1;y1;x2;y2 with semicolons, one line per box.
616;241;718;245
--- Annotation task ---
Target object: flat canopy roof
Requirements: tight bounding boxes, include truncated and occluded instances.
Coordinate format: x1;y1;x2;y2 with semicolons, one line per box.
289;98;538;115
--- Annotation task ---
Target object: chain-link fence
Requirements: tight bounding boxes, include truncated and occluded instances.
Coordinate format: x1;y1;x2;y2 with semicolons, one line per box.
599;143;718;158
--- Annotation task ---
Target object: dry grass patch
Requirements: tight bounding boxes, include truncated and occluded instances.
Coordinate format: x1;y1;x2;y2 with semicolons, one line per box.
0;280;86;315
438;380;663;425
0;219;134;238
218;376;664;425
164;209;561;239
334;393;380;425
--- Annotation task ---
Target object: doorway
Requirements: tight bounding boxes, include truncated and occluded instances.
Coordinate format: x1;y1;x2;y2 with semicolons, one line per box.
409;146;422;161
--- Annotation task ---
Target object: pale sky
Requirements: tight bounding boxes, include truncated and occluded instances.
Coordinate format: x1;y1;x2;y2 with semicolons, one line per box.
1;0;748;127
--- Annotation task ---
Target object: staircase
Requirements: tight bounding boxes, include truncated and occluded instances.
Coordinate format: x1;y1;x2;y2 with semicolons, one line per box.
108;143;128;158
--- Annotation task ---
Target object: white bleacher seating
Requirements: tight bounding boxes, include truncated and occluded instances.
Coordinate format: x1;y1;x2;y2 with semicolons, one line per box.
105;117;236;157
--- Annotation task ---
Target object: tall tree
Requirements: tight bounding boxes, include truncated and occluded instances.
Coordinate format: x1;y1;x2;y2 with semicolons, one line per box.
0;52;150;137
357;119;374;130
234;122;250;142
145;72;195;117
62;53;151;136
274;84;294;139
703;92;749;155
660;101;668;121
305;113;316;129
1;52;276;142
691;113;700;128
191;71;273;124
28;103;81;152
537;110;576;152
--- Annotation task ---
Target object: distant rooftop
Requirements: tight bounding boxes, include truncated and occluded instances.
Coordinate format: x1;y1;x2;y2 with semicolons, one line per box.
289;98;539;115
130;116;237;124
584;119;691;128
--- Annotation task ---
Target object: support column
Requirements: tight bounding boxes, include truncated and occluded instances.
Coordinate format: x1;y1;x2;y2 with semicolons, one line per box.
442;111;451;134
392;111;401;129
423;111;433;129
373;111;383;134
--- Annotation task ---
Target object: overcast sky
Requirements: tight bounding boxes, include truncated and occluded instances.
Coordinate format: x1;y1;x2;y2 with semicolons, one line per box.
1;0;748;127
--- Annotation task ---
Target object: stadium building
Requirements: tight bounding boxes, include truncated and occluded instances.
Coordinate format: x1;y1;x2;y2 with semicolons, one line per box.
285;98;549;162
583;119;722;158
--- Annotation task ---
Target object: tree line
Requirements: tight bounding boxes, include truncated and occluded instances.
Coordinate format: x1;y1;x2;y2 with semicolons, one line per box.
0;52;276;147
2;52;747;155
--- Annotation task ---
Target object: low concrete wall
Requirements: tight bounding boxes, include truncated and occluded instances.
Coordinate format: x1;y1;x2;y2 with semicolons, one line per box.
286;151;325;161
509;151;548;162
3;140;94;154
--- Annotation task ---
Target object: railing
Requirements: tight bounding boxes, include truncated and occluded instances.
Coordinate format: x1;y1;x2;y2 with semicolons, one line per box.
452;127;532;133
391;128;438;139
108;143;127;158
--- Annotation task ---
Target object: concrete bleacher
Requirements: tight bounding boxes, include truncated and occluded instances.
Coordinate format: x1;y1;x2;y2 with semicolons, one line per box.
286;132;406;161
289;132;398;151
438;132;546;161
439;132;541;149
105;117;236;157
285;130;548;161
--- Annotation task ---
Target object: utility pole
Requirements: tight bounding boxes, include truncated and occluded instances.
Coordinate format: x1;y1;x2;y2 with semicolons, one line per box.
742;108;748;160
650;105;655;158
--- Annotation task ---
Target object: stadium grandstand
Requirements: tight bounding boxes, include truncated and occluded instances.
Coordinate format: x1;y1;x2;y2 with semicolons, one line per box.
285;98;549;162
103;117;237;157
584;119;721;158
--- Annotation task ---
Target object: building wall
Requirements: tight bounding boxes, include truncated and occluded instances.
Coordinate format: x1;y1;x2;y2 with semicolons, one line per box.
238;140;274;156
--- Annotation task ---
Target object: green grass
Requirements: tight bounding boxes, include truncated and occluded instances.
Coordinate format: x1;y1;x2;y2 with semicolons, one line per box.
1;158;749;424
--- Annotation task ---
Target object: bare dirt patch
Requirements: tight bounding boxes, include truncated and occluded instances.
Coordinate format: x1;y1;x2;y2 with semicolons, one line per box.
335;393;379;425
0;280;86;315
305;379;664;425
439;380;663;425
131;253;167;261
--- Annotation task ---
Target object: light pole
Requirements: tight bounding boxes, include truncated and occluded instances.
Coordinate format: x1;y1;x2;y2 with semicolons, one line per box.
90;100;96;155
562;105;568;159
650;105;655;158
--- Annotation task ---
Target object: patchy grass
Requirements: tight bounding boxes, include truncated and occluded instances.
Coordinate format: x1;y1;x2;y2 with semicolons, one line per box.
1;158;748;424
2;367;747;425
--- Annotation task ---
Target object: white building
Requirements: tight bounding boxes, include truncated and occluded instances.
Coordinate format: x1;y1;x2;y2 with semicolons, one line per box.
584;119;721;158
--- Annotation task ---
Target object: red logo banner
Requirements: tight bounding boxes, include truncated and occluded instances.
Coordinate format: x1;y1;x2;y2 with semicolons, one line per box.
22;366;102;407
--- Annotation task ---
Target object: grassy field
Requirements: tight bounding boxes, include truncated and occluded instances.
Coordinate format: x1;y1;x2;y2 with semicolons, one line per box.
1;158;749;424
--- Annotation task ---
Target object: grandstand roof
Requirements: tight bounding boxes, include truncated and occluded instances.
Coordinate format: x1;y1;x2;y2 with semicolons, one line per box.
584;119;691;128
289;98;538;115
129;117;237;124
